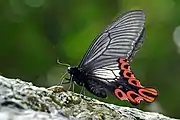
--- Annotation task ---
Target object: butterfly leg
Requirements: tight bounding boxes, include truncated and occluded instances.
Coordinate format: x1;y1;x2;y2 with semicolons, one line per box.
56;71;68;86
56;78;70;85
72;81;75;92
61;79;71;84
78;84;85;98
67;75;73;91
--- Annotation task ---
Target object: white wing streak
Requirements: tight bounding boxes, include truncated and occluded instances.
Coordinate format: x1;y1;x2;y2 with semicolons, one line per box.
92;68;120;80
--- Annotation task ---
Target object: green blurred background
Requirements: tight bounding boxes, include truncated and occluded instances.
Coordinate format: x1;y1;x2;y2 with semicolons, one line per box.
0;0;180;118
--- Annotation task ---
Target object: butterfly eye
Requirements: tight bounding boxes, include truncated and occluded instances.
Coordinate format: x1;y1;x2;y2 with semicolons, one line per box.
114;88;128;101
138;88;158;103
120;62;130;71
128;78;142;87
126;91;143;105
123;71;135;79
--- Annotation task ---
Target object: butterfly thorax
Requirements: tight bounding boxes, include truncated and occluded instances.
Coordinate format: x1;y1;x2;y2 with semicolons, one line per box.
68;66;86;86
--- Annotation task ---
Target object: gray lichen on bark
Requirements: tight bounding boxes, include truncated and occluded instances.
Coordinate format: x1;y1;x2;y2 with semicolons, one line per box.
0;76;177;120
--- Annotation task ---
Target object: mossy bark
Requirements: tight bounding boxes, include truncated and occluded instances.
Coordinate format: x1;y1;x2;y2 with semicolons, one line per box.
0;76;177;120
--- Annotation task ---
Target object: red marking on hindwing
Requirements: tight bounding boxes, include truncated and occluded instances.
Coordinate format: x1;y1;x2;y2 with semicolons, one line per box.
126;91;143;105
116;58;158;105
128;78;142;87
118;58;135;79
120;62;130;71
118;58;128;63
114;88;128;101
138;88;158;103
123;70;135;79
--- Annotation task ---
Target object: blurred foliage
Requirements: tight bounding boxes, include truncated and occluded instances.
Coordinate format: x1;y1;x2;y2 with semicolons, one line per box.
0;0;180;118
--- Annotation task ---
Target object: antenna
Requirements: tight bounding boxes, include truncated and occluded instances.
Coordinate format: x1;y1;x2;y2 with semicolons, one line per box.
57;59;70;67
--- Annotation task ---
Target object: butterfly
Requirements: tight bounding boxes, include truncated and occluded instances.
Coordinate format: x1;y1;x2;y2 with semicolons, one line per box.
67;10;158;105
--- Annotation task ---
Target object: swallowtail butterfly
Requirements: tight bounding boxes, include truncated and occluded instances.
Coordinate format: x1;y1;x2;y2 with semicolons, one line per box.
67;10;158;105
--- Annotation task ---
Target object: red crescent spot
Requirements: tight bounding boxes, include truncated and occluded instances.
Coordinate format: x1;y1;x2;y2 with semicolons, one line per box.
138;88;158;102
114;88;128;101
120;62;130;71
123;70;135;79
126;91;143;105
128;78;142;87
145;88;158;94
119;58;128;63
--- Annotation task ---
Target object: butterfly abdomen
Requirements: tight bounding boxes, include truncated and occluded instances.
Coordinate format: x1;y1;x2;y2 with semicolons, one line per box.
84;78;107;98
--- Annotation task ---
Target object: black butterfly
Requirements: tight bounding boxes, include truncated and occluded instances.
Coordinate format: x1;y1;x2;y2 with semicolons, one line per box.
67;10;158;105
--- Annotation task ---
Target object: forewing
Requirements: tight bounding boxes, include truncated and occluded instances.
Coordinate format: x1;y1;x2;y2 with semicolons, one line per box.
79;10;145;71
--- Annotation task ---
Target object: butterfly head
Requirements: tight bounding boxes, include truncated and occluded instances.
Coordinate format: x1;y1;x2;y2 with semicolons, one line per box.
67;67;77;75
67;66;82;74
67;66;71;74
67;66;85;86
